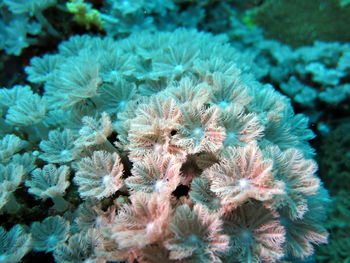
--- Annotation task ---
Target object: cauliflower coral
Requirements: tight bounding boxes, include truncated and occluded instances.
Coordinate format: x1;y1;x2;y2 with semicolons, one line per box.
0;29;329;263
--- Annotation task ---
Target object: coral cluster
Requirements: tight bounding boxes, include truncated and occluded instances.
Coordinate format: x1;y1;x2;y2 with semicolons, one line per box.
0;28;329;263
0;0;238;56
229;16;350;109
0;0;60;55
100;0;235;38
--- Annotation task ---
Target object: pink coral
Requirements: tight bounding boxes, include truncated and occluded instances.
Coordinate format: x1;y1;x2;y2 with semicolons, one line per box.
177;104;226;154
74;150;124;199
203;143;284;211
128;96;185;161
15;29;329;263
104;193;171;250
126;153;182;196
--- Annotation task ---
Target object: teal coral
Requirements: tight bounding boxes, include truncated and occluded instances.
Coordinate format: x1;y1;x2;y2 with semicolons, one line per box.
0;225;32;263
30;216;70;252
0;29;329;262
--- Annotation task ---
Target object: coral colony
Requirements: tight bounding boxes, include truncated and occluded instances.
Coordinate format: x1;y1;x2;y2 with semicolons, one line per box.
0;0;335;261
0;28;329;263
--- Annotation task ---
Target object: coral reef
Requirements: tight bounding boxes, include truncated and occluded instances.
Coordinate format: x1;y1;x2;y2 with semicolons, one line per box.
314;121;350;263
228;15;350;122
250;0;350;47
0;27;329;263
0;0;61;55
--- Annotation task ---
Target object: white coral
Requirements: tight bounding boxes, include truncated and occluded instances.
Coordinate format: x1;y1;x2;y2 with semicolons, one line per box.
204;143;284;210
6;93;47;126
39;129;79;163
0;134;28;163
74;151;124;199
75;112;114;151
0;164;25;214
26;164;70;212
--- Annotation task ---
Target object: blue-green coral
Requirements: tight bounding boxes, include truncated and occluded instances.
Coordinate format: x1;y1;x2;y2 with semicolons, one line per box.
0;28;329;263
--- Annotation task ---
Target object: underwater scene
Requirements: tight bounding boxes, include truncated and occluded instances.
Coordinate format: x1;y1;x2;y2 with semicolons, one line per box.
0;0;349;262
